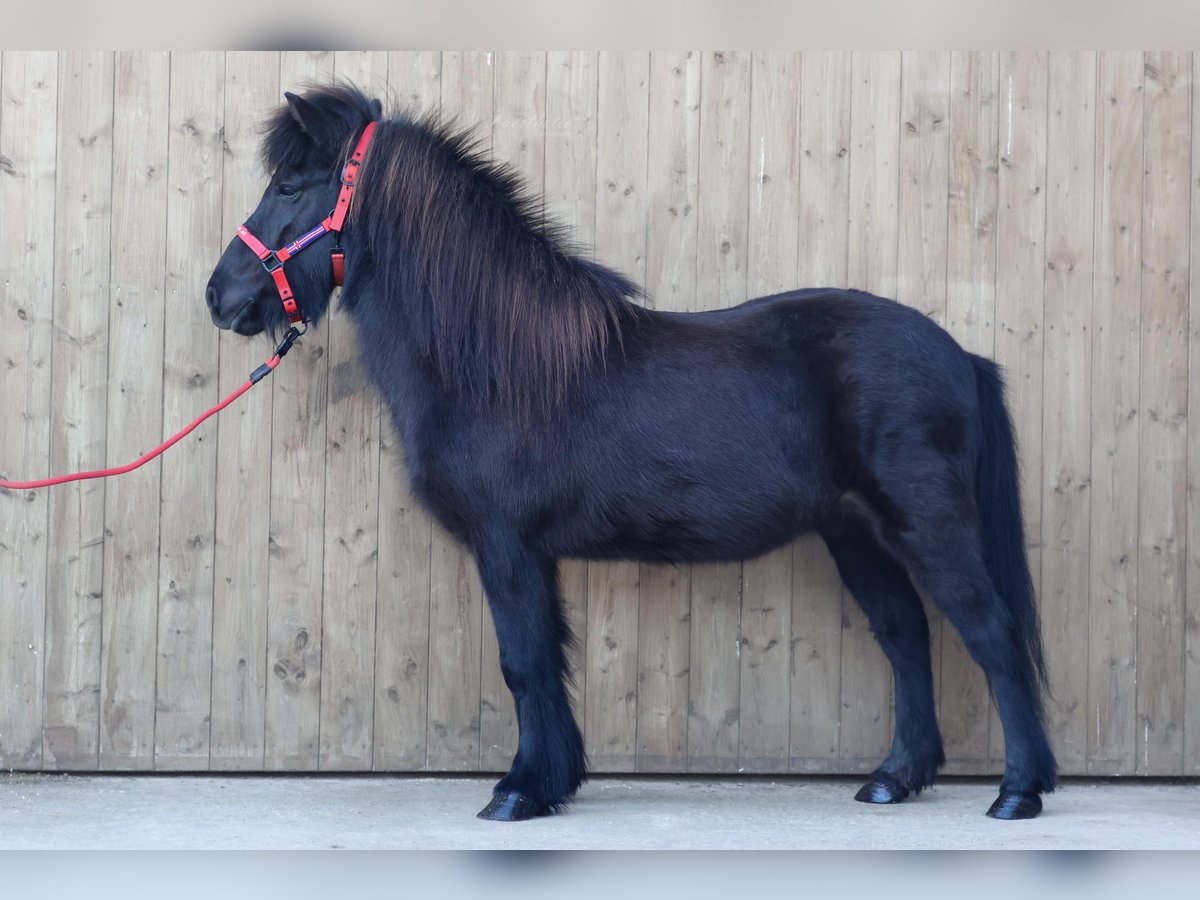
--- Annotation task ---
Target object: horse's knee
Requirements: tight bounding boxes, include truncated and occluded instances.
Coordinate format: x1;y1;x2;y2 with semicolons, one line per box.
498;657;550;697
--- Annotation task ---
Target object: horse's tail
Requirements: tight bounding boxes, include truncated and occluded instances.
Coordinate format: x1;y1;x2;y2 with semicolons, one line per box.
971;355;1048;706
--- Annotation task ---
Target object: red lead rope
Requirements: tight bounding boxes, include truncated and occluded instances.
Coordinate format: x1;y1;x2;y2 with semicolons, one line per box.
2;120;378;494
0;328;301;493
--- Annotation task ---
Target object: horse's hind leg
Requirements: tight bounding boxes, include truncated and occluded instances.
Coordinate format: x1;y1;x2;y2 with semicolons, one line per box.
901;529;1055;818
858;493;1057;819
823;529;944;804
472;531;585;821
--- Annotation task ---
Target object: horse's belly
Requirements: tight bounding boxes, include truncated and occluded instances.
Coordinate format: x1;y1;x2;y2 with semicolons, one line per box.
554;470;829;565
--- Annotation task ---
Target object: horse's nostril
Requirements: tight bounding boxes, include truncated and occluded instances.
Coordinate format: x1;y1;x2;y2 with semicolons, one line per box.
206;285;219;312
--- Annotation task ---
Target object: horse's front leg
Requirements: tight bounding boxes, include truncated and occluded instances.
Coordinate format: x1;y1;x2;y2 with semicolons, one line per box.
473;531;585;821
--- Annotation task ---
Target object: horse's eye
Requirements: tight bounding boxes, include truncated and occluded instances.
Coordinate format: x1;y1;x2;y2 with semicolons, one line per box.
277;184;300;198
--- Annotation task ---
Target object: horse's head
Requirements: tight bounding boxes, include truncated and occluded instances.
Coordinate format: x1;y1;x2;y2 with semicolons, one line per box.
206;85;382;336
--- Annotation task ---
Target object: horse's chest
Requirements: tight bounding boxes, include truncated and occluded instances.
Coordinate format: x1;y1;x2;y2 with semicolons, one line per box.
402;438;495;541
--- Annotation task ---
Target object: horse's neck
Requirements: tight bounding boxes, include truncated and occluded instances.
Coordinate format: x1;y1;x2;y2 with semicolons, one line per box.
341;269;448;454
342;134;635;431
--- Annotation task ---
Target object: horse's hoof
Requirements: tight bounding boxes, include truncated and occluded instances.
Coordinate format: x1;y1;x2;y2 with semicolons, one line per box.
477;791;547;821
854;772;910;804
986;790;1042;820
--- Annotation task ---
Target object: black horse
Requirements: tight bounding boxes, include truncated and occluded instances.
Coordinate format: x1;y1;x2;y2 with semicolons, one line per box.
206;84;1057;822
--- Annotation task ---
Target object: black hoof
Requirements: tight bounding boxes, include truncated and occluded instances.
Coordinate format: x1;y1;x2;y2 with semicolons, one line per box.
854;772;911;805
986;790;1042;820
477;791;548;822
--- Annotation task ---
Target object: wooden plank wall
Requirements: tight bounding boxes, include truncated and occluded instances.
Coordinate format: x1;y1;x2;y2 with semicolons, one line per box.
0;50;1197;777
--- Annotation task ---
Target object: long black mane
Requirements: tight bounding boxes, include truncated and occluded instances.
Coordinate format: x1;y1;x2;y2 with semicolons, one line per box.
264;83;643;420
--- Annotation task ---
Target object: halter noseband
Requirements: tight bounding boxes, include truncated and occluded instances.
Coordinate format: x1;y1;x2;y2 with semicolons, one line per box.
236;120;378;327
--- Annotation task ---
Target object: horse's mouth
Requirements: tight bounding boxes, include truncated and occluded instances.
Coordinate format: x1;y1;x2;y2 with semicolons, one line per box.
230;306;265;336
210;301;265;337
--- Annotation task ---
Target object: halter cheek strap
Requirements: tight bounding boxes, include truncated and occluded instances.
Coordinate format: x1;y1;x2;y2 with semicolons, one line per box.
236;120;377;326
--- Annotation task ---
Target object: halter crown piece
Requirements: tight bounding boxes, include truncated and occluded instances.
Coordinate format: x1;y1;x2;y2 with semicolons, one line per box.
236;120;378;327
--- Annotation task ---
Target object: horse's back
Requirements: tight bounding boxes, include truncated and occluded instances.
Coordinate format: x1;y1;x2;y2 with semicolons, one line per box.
609;286;985;536
641;286;979;422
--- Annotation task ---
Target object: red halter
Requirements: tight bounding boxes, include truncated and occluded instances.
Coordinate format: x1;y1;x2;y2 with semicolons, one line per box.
236;120;377;326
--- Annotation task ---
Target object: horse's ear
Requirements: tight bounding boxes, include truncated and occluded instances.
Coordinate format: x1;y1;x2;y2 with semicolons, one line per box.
370;98;383;119
284;91;322;136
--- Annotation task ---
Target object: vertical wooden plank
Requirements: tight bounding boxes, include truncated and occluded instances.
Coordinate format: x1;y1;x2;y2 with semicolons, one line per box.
1188;49;1200;777
389;50;440;116
543;51;598;729
846;52;903;297
1088;50;1143;775
317;49;387;770
636;565;691;772
789;50;850;773
1039;52;1096;776
897;52;951;324
98;50;169;769
208;50;279;770
687;50;751;773
42;51;113;770
840;50;901;773
476;50;546;772
944;55;1001;353
1137;51;1190;775
643;49;701;316
585;50;647;772
155;50;224;769
637;50;700;772
896;51;951;755
738;50;800;774
0;51;57;769
424;50;491;770
991;51;1049;770
941;50;999;773
373;50;440;771
264;50;335;772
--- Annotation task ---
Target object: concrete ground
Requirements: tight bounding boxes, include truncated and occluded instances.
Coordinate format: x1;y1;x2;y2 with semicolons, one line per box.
1;773;1196;849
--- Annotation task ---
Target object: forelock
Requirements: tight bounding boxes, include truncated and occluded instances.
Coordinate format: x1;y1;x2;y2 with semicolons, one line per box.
261;105;309;174
260;81;381;174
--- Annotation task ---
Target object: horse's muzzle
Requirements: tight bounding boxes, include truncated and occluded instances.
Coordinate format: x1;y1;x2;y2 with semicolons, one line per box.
207;283;264;336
